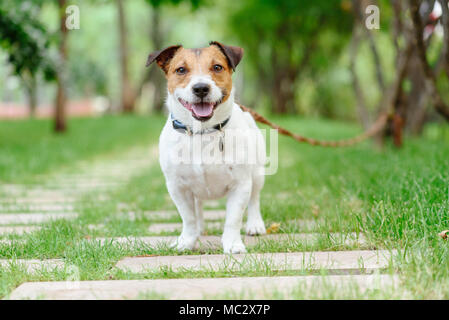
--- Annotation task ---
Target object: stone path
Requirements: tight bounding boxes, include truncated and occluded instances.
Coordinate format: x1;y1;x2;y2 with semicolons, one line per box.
96;233;366;250
0;213;78;224
125;209;226;221
0;259;64;273
0;226;41;235
9;274;400;299
0;204;75;212
116;250;392;273
2;144;402;300
146;218;322;233
0;145;158;292
0;197;78;204
148;221;225;234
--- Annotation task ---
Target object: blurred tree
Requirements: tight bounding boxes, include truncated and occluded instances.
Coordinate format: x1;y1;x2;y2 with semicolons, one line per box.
352;0;449;145
396;0;447;134
116;0;135;113
350;0;449;146
136;3;165;113
116;0;202;112
410;0;449;121
136;0;204;113
54;0;69;132
349;0;385;128
0;1;56;117
229;0;352;114
69;58;108;98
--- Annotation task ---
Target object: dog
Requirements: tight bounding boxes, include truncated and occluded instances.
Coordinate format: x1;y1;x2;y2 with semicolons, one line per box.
146;41;266;253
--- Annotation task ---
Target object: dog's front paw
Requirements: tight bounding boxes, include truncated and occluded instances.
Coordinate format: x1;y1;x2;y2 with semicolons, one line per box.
197;219;205;235
246;219;266;236
171;235;197;251
222;238;247;254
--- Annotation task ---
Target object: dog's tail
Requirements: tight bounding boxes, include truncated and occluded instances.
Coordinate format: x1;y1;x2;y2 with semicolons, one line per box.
238;104;388;147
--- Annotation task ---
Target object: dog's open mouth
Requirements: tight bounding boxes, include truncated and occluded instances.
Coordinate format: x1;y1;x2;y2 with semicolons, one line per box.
178;98;221;121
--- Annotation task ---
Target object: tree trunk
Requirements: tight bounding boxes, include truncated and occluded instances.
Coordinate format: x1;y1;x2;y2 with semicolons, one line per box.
134;7;166;113
117;0;135;113
375;41;413;147
270;47;297;114
405;53;429;134
392;86;407;147
26;77;37;118
410;0;449;121
349;23;371;128
150;8;165;112
54;0;68;133
272;73;289;114
436;0;449;78
359;0;386;93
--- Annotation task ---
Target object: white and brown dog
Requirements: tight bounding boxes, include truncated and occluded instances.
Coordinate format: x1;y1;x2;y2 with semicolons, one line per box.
146;41;266;253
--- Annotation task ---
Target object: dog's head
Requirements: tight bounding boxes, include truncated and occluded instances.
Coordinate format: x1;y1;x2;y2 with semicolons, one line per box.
146;41;243;122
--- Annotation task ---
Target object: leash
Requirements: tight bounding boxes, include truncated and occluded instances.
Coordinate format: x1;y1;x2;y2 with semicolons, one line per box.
238;104;389;147
236;38;413;148
170;104;388;148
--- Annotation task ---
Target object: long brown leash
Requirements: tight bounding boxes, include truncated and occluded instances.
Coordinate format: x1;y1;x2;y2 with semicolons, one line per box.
238;104;388;147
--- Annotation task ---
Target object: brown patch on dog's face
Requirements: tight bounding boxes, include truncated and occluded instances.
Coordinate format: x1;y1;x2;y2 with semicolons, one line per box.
146;43;243;121
164;46;234;102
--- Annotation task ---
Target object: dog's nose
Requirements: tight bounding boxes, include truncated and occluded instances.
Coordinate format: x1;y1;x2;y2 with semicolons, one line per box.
192;83;210;98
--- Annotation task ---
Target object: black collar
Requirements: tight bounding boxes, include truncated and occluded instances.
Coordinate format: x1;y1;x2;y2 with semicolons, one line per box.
171;114;230;135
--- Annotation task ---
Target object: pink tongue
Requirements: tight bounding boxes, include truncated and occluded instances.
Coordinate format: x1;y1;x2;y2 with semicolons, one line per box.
192;103;214;117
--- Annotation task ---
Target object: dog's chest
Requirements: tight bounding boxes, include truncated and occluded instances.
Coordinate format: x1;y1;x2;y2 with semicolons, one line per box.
160;130;250;199
176;163;235;198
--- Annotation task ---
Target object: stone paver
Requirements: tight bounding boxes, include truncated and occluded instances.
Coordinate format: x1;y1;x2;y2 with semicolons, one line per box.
1;187;112;196
47;181;120;187
87;224;105;231
148;221;224;234
116;250;394;273
0;259;64;273
126;210;226;221
283;219;323;232
0;204;75;212
204;200;221;208
0;197;77;204
0;213;78;225
51;175;128;181
0;226;41;235
0;239;24;245
0;143;399;300
0;194;110;204
96;233;366;249
122;211;176;221
1;188;73;196
8;274;400;300
147;219;324;234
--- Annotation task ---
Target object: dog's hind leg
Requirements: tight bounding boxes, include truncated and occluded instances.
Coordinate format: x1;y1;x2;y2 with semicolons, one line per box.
194;197;204;235
166;183;199;251
246;172;266;235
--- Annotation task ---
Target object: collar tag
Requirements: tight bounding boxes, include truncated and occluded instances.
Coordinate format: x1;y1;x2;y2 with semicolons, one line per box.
219;134;224;152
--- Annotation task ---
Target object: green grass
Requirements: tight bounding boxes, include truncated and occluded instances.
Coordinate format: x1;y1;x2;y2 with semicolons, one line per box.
0;115;165;183
0;115;448;299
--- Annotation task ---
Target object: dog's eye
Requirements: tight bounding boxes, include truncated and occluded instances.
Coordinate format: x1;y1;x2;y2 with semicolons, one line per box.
213;64;223;72
176;67;187;75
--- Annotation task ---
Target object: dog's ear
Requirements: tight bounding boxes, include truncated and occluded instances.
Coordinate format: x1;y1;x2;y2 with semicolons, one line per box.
209;41;243;71
146;45;182;73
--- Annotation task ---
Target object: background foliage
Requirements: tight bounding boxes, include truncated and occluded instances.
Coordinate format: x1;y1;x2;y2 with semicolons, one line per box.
0;0;448;131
